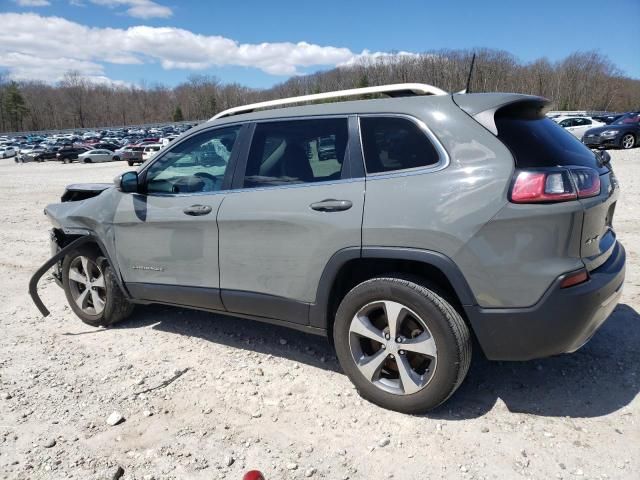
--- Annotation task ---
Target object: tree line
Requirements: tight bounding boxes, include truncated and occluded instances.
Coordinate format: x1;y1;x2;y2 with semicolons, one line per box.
1;49;639;133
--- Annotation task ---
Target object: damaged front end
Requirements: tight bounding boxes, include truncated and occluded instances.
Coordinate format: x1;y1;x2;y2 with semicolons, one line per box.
29;183;126;317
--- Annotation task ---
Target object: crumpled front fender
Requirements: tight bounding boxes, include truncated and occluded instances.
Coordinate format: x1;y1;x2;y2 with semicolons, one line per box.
29;236;95;316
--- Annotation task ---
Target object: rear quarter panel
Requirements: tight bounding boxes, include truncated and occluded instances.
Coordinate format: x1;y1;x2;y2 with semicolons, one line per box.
362;97;584;308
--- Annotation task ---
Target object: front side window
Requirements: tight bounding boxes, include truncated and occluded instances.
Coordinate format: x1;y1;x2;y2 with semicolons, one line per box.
360;116;440;174
146;125;240;194
243;118;348;188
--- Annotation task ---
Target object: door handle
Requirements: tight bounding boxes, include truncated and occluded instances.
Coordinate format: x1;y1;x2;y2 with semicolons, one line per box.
183;204;213;216
310;199;353;212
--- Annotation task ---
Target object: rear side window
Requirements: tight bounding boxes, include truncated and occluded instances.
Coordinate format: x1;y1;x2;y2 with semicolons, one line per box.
495;103;603;171
360;116;440;174
243;118;348;188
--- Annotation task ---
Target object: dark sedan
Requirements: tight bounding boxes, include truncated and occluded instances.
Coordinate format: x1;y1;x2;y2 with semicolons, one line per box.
583;112;640;149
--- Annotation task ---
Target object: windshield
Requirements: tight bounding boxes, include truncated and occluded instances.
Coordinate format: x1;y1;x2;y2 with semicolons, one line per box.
613;113;640;125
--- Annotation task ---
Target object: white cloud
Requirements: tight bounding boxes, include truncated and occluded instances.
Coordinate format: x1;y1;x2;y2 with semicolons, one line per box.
88;0;173;19
14;0;51;6
0;13;412;84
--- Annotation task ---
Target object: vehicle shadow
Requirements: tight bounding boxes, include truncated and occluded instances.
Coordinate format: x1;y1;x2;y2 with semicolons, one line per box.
116;304;341;373
113;302;640;419
433;303;640;419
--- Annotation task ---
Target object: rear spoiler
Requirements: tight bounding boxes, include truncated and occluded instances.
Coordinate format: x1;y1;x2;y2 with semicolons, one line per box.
452;93;549;135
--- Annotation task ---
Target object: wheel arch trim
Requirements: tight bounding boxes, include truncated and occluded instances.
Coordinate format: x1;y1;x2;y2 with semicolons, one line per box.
309;246;477;329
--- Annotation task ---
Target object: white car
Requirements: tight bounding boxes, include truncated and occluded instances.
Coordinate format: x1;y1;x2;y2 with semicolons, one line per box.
77;149;116;163
0;146;17;158
142;143;162;161
554;116;605;139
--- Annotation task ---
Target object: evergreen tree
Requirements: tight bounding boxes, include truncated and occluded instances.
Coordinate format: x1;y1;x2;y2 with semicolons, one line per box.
172;105;184;122
4;82;28;131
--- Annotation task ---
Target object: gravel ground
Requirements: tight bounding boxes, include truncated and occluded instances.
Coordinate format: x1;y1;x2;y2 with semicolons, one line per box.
0;150;639;480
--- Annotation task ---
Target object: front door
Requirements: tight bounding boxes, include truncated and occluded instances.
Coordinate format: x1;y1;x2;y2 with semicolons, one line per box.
113;125;243;308
217;117;364;325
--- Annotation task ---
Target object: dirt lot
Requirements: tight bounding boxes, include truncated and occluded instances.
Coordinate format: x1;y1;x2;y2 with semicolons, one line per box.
0;150;638;480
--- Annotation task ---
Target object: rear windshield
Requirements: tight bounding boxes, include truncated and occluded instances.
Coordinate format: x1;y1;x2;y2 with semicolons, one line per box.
495;102;604;172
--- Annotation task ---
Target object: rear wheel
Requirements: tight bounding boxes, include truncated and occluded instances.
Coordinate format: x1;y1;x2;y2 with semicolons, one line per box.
62;246;134;327
621;133;635;149
333;275;471;413
127;160;134;166
84;158;92;163
112;156;120;162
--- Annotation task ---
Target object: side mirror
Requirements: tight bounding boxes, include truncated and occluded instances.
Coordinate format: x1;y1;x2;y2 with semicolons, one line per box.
115;171;139;193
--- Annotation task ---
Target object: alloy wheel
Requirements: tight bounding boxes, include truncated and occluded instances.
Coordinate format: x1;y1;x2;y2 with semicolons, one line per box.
622;134;635;149
348;300;437;395
67;256;107;315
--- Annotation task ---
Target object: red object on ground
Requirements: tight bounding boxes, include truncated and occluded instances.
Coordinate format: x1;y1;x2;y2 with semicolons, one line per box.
243;471;265;480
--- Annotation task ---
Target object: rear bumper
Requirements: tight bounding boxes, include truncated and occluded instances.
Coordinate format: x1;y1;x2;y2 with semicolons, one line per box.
466;242;625;361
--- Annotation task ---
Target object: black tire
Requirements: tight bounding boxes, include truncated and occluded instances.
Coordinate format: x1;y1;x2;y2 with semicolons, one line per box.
112;156;120;162
333;275;471;414
63;157;70;164
127;160;134;166
62;246;134;327
621;133;635;150
84;158;92;163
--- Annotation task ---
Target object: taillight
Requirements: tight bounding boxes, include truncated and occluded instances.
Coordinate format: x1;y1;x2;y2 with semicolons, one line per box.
560;269;589;288
510;167;601;204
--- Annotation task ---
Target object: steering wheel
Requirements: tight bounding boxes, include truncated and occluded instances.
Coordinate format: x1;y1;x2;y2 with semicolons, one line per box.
193;171;219;191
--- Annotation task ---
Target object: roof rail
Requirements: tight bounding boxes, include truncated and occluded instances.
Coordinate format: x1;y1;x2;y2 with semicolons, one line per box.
210;83;448;120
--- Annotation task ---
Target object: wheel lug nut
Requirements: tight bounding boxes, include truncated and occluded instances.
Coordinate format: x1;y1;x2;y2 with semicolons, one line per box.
399;350;405;355
396;337;403;343
380;344;385;349
389;354;395;359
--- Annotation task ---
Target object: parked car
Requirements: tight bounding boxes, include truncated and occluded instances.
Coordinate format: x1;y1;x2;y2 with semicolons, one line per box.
115;145;145;166
142;143;162;162
89;142;121;151
56;146;90;163
0;146;17;158
33;146;61;162
583;112;640;149
17;145;45;163
591;114;623;125
31;84;625;414
554;116;605;139
77;149;118;163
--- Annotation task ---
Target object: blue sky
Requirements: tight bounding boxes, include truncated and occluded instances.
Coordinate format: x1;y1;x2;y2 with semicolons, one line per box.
1;0;639;87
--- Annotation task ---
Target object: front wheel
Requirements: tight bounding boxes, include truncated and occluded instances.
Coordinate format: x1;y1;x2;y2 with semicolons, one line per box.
112;156;120;162
621;133;635;149
333;276;471;413
127;160;134;166
62;246;134;327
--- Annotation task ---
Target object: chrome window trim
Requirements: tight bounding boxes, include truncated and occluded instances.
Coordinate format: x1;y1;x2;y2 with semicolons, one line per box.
357;113;450;178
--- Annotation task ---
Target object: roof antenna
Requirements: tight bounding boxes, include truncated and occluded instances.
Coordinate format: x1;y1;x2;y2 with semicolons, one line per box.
459;53;476;94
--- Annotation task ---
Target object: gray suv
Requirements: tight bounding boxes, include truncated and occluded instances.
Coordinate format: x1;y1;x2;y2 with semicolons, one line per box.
30;84;626;413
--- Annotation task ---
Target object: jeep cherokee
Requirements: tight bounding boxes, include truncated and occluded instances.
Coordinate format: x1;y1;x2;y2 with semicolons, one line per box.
30;84;625;413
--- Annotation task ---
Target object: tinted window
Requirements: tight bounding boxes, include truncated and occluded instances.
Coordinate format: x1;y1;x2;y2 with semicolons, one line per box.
146;126;240;194
495;103;603;171
243;118;348;188
360;117;440;174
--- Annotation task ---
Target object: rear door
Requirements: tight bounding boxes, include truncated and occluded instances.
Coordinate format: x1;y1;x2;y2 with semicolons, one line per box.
217;117;364;325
